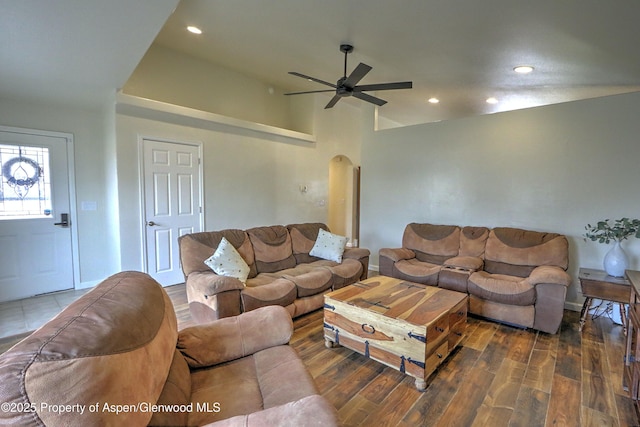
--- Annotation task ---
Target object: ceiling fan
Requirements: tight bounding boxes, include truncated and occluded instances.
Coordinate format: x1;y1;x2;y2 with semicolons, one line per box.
285;44;412;109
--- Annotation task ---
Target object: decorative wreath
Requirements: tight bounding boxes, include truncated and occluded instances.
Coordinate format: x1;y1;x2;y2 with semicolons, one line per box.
1;156;42;187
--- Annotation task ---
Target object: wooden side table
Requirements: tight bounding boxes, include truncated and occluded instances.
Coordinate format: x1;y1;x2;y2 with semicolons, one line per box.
579;267;630;332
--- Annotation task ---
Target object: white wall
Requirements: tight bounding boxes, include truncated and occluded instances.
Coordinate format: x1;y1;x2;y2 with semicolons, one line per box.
0;98;120;286
361;91;640;308
123;44;311;133
114;93;364;272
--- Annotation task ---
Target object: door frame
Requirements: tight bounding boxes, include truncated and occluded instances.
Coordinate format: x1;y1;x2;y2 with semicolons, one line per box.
138;135;204;280
0;124;79;289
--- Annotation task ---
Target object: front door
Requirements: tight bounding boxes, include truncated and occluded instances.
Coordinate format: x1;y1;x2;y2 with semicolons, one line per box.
0;127;75;302
142;138;202;286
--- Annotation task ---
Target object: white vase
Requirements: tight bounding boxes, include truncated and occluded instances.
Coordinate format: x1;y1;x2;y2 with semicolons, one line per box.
603;240;629;277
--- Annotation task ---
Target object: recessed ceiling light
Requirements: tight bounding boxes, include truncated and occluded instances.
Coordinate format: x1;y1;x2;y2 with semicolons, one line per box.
187;26;202;35
428;98;440;104
513;65;534;74
486;97;499;104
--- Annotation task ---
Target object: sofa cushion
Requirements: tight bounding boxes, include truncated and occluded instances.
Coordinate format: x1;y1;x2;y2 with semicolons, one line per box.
241;278;297;312
188;345;319;426
484;227;569;277
149;349;192;426
204;237;250;284
323;258;364;289
468;271;536;306
284;268;333;298
287;222;329;264
402;223;460;265
459;226;490;257
394;258;441;286
0;271;177;426
247;225;297;274
216;395;339;427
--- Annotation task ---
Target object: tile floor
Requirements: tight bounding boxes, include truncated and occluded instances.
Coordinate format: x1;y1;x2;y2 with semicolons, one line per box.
0;288;90;339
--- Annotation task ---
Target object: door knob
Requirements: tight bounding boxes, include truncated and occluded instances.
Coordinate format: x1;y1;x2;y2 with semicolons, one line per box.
147;221;157;226
54;213;70;227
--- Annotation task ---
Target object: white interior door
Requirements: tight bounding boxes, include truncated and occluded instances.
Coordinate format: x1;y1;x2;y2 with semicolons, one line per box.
143;139;202;286
0;127;75;302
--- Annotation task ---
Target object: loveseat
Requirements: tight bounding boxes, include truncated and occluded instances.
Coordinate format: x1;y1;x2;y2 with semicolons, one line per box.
179;223;370;323
0;271;338;426
379;223;571;334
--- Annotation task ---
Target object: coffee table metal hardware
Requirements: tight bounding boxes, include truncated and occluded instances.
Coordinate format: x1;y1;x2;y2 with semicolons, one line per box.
361;324;376;334
324;303;335;310
400;357;429;373
408;331;426;343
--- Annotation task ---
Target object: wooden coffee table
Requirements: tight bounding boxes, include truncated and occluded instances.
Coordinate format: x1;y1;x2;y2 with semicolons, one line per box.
323;275;467;391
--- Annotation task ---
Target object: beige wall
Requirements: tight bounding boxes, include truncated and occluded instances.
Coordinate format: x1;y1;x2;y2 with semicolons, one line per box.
328;155;354;238
361;91;640;308
114;94;364;272
123;44;312;133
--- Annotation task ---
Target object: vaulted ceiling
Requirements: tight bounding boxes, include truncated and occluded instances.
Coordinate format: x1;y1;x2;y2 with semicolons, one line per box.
2;0;640;127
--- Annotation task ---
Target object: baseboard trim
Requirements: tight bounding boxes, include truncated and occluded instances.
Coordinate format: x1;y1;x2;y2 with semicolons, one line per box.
76;280;100;290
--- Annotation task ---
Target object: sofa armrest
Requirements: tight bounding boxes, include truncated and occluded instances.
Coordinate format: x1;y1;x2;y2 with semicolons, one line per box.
178;305;293;368
186;271;245;295
528;266;571;287
206;395;339;427
343;247;371;280
378;247;415;277
529;266;571;334
379;247;415;262
443;256;484;272
343;247;370;260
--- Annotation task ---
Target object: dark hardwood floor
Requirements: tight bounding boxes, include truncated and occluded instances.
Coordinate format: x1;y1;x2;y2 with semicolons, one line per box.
169;283;637;426
2;283;637;426
289;307;636;427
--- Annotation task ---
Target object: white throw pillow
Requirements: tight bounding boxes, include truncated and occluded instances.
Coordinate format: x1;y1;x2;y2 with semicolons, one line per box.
309;229;349;263
204;237;250;284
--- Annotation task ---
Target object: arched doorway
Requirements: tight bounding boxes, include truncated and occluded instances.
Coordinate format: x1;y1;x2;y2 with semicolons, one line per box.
328;155;360;247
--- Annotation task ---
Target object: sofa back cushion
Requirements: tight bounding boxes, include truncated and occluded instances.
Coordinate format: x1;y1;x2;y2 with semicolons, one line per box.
402;223;460;264
247;225;297;273
0;271;181;426
179;229;257;278
484;227;569;277
459;226;490;257
287;223;330;264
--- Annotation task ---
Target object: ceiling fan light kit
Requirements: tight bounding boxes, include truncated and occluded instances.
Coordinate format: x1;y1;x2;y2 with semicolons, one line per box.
285;44;413;109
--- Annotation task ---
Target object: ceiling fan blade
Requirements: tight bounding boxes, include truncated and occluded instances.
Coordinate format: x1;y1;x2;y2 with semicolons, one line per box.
324;95;342;109
353;92;387;107
285;89;336;95
353;81;413;92
288;72;336;88
342;63;372;88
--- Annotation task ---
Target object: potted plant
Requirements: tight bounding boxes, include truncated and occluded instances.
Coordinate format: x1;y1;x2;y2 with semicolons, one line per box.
584;217;640;277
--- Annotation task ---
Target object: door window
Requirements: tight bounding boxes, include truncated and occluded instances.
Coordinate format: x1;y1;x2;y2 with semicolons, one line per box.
0;144;52;219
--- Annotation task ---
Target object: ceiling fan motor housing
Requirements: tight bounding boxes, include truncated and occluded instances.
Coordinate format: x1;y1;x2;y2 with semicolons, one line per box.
285;43;412;108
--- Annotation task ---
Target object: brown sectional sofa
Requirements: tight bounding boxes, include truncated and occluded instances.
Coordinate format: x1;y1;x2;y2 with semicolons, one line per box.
179;223;370;323
0;271;338;426
379;223;571;334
